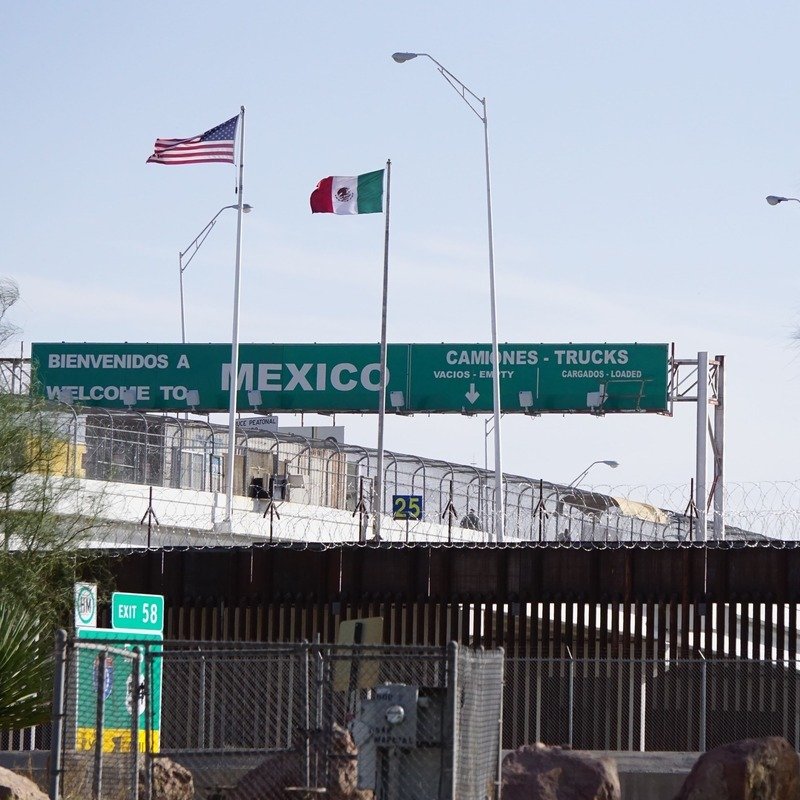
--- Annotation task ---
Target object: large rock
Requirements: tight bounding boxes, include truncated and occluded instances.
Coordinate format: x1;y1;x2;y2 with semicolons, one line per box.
324;723;359;800
229;724;369;800
139;756;194;800
502;743;621;800
0;766;49;800
674;736;799;800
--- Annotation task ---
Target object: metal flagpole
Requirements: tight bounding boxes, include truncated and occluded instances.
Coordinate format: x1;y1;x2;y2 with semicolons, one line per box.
224;106;246;524
373;161;391;541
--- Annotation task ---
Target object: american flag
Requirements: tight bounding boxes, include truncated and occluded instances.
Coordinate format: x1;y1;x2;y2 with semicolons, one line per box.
146;115;238;166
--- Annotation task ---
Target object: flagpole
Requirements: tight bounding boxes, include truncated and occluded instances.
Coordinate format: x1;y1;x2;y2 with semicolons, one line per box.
373;160;391;541
224;106;246;525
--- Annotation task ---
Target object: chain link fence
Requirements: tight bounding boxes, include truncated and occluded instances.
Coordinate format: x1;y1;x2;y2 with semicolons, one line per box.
52;636;504;800
503;656;800;753
52;632;144;800
9;640;800;791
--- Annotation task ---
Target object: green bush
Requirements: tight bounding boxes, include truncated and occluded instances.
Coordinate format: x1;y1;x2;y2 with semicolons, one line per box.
0;598;54;729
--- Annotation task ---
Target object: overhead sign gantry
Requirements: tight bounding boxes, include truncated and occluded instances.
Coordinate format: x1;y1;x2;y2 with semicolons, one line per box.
32;341;669;415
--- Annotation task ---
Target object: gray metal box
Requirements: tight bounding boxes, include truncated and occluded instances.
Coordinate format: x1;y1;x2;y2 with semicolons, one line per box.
361;683;419;748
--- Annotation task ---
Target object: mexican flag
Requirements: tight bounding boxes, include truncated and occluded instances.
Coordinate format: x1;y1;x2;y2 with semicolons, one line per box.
310;169;384;215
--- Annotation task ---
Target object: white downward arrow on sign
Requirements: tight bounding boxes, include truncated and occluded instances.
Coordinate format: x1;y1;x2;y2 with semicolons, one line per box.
465;384;480;404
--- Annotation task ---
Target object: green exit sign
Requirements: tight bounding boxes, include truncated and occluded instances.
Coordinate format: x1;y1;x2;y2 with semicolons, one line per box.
111;592;164;633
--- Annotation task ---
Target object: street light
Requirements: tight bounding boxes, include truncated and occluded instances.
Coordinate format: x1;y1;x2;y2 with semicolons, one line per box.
568;460;619;488
393;51;505;543
179;204;252;343
766;195;800;206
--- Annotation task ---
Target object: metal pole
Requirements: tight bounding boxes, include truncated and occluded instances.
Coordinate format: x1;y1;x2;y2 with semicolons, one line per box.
695;352;708;541
130;649;140;800
712;355;725;540
224;106;246;524
567;647;574;748
303;644;311;788
484;417;491;473
482;99;504;543
49;630;68;800
397;53;504;542
627;660;635;751
92;650;107;800
198;653;206;748
179;208;241;346
374;161;391;541
699;651;707;752
179;252;186;345
145;645;153;800
496;647;505;800
447;641;459;800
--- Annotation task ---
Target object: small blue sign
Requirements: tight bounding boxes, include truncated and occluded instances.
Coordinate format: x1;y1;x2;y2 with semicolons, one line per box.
92;655;114;701
392;494;423;521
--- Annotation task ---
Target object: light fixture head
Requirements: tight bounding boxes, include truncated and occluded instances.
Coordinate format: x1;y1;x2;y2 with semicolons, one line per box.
242;204;253;213
601;460;620;468
518;390;533;409
390;390;405;408
392;52;418;63
766;196;786;206
185;389;200;409
120;388;137;408
248;389;263;408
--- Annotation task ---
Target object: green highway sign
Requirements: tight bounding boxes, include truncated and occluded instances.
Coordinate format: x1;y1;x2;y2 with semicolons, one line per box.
111;592;164;633
31;342;669;414
75;627;163;752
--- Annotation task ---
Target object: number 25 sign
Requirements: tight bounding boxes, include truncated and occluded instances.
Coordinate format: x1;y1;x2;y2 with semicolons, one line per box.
392;494;423;521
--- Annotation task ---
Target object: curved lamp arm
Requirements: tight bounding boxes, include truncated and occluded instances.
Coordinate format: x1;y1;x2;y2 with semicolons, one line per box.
392;52;485;122
568;460;619;488
180;204;252;274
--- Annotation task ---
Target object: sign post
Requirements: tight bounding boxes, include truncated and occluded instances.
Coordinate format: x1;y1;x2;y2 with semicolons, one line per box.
74;591;166;752
74;583;97;630
393;494;423;542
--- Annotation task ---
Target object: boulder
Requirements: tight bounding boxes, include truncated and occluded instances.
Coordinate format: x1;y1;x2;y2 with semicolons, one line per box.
139;756;195;800
226;743;303;800
674;736;799;800
502;743;621;800
229;724;369;800
325;723;359;800
0;767;49;800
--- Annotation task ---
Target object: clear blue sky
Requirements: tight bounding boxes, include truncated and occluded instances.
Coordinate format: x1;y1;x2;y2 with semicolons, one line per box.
3;2;800;497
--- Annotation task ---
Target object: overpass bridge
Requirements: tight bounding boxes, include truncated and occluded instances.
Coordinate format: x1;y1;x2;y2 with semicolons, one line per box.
19;406;730;549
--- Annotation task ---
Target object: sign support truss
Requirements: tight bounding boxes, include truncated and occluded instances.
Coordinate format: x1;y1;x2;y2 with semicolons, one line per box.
668;349;725;541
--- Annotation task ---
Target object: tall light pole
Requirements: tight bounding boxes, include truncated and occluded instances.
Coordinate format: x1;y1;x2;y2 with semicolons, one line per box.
484;416;494;473
179;204;252;343
568;459;619;488
392;51;505;542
